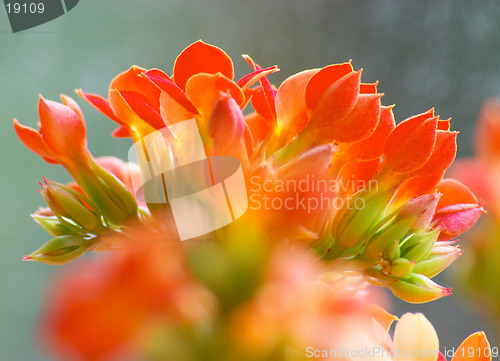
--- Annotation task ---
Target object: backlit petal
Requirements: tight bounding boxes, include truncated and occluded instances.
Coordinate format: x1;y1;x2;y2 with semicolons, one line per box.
173;40;234;90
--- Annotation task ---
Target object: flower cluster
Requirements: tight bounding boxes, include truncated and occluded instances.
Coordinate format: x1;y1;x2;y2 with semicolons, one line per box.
13;41;491;361
15;41;481;303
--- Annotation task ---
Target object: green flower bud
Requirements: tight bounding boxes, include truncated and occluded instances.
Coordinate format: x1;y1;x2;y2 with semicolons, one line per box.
390;258;415;278
32;212;82;237
364;217;413;260
23;235;93;265
92;161;138;218
333;191;391;249
386;240;401;261
72;160;139;225
412;244;462;278
401;229;439;262
386;273;451;304
40;179;103;233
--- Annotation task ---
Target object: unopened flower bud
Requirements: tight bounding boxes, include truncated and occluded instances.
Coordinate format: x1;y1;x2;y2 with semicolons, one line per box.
332;190;391;250
401;229;440;263
412;243;462;278
40;179;102;233
74;160;139;225
433;203;485;242
23;235;92;265
32;211;82;237
390;258;415;278
387;273;451;303
364;217;414;260
386;240;401;261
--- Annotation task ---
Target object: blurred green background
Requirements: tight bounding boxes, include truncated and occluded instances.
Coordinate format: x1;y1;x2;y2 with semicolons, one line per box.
1;0;500;359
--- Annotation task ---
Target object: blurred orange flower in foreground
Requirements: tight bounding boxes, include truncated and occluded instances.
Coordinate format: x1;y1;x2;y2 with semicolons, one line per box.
39;228;386;361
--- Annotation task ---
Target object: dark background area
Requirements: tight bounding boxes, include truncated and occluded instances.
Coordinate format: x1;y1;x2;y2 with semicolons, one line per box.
1;1;499;359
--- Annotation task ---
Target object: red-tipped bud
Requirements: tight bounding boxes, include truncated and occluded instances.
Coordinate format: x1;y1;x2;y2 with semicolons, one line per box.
386;273;451;304
23;235;92;265
433;179;484;241
412;243;462;278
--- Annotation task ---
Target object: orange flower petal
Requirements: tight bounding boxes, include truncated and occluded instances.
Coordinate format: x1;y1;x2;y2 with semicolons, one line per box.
305;62;354;111
306;70;362;139
13;119;59;164
438;118;451;131
275;69;318;144
185;72;244;120
243;55;277;122
173;40;234;90
76;89;123;125
109;66;161;109
243;123;254;156
360;82;378;94
331;93;383;143
109;90;155;136
142;69;199;114
38;96;87;159
410;130;457;178
237;65;279;91
451;332;491;361
159;92;195;125
111;126;132;138
341;105;395;163
436;179;479;208
338;159;380;196
119;91;166;130
447;159;493;209
251;86;276;121
60;94;84;120
244;112;271;144
382;109;437;174
392;172;445;206
367;304;398;331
